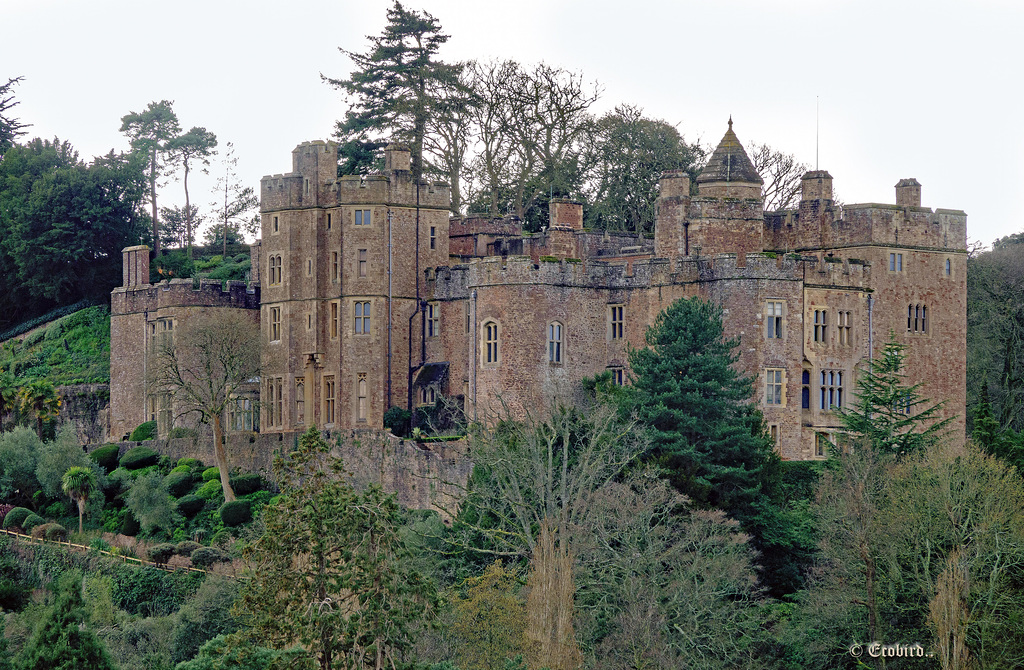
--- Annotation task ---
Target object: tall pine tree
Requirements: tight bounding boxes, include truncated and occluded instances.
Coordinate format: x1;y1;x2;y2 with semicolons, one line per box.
627;296;817;596
837;333;952;457
324;1;466;178
628;296;775;516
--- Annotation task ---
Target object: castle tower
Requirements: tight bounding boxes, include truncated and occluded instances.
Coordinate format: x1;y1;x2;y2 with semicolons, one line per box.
687;118;764;257
259;141;451;434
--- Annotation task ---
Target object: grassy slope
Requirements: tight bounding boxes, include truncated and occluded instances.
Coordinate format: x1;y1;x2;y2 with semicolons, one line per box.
0;306;111;385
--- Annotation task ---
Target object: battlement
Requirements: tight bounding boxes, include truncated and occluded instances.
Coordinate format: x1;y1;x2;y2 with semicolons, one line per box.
111;278;260;316
260;140;451;213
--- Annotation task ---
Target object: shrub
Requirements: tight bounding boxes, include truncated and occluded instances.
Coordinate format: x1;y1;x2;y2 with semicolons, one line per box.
126;471;178;533
121;513;140;536
22;514;45;531
129;421;157;442
88;444;121;472
176;495;205;518
3;507;32;530
201;467;221;482
383;406;411;437
169;427;198;439
190;547;231;568
229;473;264;496
196;479;223;500
158;455;175;473
177;458;204;470
170;464;191;474
219;500;252;527
0;504;13;526
45;523;68;541
148;543;177;564
90;537;111;552
165;471;196;498
120;446;159;470
44;501;71;519
31;523;67;541
175;541;202;557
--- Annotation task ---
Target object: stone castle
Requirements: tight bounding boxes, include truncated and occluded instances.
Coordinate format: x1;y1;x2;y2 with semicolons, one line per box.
109;121;967;460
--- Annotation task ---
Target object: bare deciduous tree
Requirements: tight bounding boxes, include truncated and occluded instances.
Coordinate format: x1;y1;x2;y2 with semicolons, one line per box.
453;399;646;670
749;142;809;212
149;309;260;502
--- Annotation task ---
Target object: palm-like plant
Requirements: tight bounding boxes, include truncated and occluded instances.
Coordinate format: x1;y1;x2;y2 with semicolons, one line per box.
17;380;61;439
0;373;17;432
62;466;98;534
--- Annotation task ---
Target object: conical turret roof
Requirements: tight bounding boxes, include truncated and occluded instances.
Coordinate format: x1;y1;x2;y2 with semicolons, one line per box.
696;118;763;185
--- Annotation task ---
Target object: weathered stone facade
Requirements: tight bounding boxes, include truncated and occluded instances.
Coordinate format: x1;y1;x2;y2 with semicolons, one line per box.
109;121;967;461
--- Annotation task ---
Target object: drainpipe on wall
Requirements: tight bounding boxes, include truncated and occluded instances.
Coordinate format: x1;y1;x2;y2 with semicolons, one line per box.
470;289;478;422
387;208;393;409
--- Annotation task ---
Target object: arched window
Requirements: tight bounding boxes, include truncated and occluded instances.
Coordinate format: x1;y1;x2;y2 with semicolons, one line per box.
548;322;563;363
483;321;499;365
945;258;952;276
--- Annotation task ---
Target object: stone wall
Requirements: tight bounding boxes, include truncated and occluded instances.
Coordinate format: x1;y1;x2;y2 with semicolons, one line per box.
89;428;471;514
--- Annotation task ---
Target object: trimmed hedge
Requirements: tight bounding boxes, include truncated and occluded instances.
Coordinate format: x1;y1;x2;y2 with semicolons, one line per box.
201;467;221;482
177;458;204;470
129;421;157;442
89;444;121;472
165;471;196;498
120;446;160;470
175;541;202;557
176;495;205;518
229;474;265;496
22;514;44;532
219;500;252;527
190;547;230;568
3;508;32;530
148;543;177;564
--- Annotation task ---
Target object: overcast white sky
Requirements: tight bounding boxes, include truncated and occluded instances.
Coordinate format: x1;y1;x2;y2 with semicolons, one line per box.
3;0;1021;246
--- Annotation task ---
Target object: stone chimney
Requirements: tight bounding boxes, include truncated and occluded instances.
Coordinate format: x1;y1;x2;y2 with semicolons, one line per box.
122;246;150;287
801;170;833;202
549;198;584;229
895;178;922;208
385;143;411;172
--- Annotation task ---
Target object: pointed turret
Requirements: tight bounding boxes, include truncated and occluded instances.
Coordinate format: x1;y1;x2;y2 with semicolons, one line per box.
697;117;763;199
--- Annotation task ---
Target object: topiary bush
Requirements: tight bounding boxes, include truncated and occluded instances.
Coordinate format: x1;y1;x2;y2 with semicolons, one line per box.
44;523;68;541
129;421;157;442
229;474;265;496
120;446;160;470
88;444;121;472
190;547;230;568
176;495;205;518
196;480;222;501
21;514;45;532
149;543;177;564
177;458;204;470
164;471;196;498
201;467;221;482
175;541;202;557
31;523;67;541
170;464;191;474
219;500;252;527
3;507;32;530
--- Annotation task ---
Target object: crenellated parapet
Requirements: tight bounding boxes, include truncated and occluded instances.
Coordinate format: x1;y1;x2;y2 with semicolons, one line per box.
111;278;260;316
